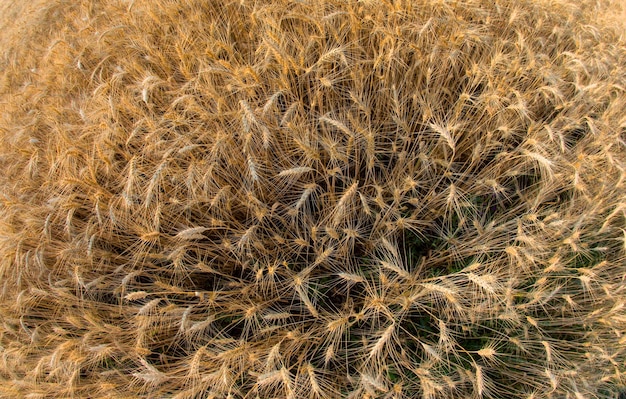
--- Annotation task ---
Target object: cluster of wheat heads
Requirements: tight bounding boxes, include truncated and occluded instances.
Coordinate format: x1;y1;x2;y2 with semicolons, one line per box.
0;0;625;397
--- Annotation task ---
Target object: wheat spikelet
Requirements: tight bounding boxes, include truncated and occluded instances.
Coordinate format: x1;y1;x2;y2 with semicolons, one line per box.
174;226;209;241
277;166;315;178
336;271;365;285
368;323;396;360
475;364;485;397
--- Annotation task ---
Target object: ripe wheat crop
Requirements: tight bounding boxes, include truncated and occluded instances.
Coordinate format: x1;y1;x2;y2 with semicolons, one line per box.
0;0;625;398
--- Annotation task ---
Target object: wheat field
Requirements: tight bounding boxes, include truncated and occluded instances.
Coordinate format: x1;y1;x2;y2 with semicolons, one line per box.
0;0;625;398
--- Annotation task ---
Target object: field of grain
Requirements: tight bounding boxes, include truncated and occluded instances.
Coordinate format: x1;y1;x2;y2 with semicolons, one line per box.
0;1;624;398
